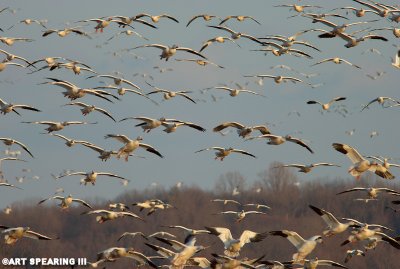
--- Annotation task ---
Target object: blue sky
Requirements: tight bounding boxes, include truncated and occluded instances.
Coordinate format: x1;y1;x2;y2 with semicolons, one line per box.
0;0;400;206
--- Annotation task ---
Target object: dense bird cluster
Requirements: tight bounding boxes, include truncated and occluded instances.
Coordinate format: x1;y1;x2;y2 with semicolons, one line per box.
0;0;400;268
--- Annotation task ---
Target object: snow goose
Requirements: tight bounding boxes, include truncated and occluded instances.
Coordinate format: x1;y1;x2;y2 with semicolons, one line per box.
82;209;143;223
107;29;148;41
133;44;206;61
370;27;400;38
269;230;322;263
219;15;260;25
105;134;163;160
0;49;33;65
22;121;94;133
76;17;119;32
274;4;322;13
361;96;399;111
243;203;271;210
207;25;264;45
0;138;34;157
0;97;40;115
165;225;211;244
252;44;313;58
175;58;224;68
87;74;141;90
57;61;97;75
134;13;179;23
109;16;157;29
94;247;157;268
63;102;116;122
0;61;22;72
352;0;400;17
38;194;92;209
217;209;267;222
336;187;400;199
211;253;262;269
49;133;90;147
42;27;91;38
244;74;305;84
186;14;218;27
117;232;146;241
146;82;197;103
302;12;349;20
109;202;129;211
213;122;270;138
214;86;265;98
54;170;128;186
205;227;267;257
0;182;22;189
286;258;347;269
120;116;168;132
94;85;157;104
0;37;33;46
333;7;379;17
311;58;360;68
10;19;47;29
344;249;365;263
275;163;340;173
247;134;314;154
336;32;388;48
332;143;394;179
307;97;347;110
366;156;400;169
161;120;206;133
0;226;55;244
309;205;362;236
195;147;256;161
341;228;400;250
259;33;320;52
211;199;241;205
311;18;371;38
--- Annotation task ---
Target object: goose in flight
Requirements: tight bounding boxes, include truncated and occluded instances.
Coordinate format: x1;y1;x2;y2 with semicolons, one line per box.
344;250;365;263
146;82;197;103
217;209;267;222
274;4;322;13
165;225;211;244
219;15;260;25
133;199;174;216
117;232;147;241
49;133;90;148
361;96;399;111
269;230;322;263
211;199;241;205
247;134;314;154
109;202;129;212
82;209;144;223
392;50;400;69
207;25;264;45
332;143;394;179
94;85;157;104
42;27;91;38
0;97;40;115
87;74;141;90
108;15;157;29
55;61;98;75
0;138;34;157
107;29;148;41
308;205;363;236
0;37;33;46
341;227;400;250
161;120;206;133
352;0;400;18
76;17;132;32
213;122;270;138
0;182;22;189
175;58;224;68
42;77;119;102
214;86;265;98
195;147;256;161
23;121;93;133
105;134;163;160
366;156;400;170
186;14;218;27
307;97;347;111
285;258;347;269
205;227;267;257
332;6;379;17
312;57;360;68
259;34;320;51
0;49;33;65
311;18;371;38
0;226;55;244
38;194;92;209
275;163;340;173
370;27;400;38
244;74;304;84
134;13;179;23
63;102;116;122
243;203;270;210
133;44;206;61
337;32;388;48
55;170;128;186
252;43;313;58
93;247;157;268
0;61;25;72
120;116;169;132
336;187;400;199
80;142;121;161
10;18;47;29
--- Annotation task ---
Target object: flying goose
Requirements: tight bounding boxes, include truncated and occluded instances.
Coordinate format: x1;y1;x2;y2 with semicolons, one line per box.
146;82;197;103
269;230;323;262
0;138;34;157
205;227;267;257
0;61;25;72
107;29;148;41
109;202;129;211
309;205;362;236
243;203;271;210
285;258;347;269
0;49;33;65
217;209;267;222
38;194;92;209
259;33;320;51
195;147;256;161
186;14;218;27
148;231;177;238
0;97;40;115
244;74;304;84
219;15;261;25
94;247;157;268
105;134;163;160
161;120;206;133
133;44;206;61
134;13;179;23
94;85;157;104
117;232;147;241
332;143;394;179
207;25;264;45
211;199;241;205
165;225;211;244
361;96;399;111
370;27;400;38
311;18;371;38
76;17;130;32
211;253;262;269
54;170;128;186
336;187;400;199
302;12;349;20
332;7;379;17
274;4;322;13
42;27;91;38
56;61;98;75
87;74;141;90
120;116;169;132
252;43;313;58
213;122;270;138
276;163;340;173
49;133;90;147
247;134;314;154
175;58;224;68
214;86;265;97
344;249;365;263
365;156;400;169
341;228;400;250
10;18;47;29
0;37;33;46
23;121;93;133
337;32;388;48
307;97;347;110
63;102;116;122
0;226;55;244
312;57;360;68
352;0;400;17
82;209;144;223
0;182;22;189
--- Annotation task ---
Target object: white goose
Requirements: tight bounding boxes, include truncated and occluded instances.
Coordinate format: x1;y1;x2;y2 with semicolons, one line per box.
83;209;143;223
219;15;261;25
353;0;400;18
311;57;360;68
42;27;90;38
0;97;40;115
213;122;270;138
22;121;93;133
361;96;399;111
307;97;347;111
214;86;265;98
0;138;34;157
0;37;33;46
336;187;400;199
276;163;340;173
195;147;256;161
63;102;116;122
146;82;197;103
0;49;32;65
186;14;218;27
207;25;264;45
49;133;90;147
244;74;305;84
0;226;55;244
54;170;128;186
134;44;206;61
38;194;92;209
217;209;267;222
247;134;314;154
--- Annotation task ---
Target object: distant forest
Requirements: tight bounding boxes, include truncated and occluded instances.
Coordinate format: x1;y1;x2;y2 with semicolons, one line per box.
1;163;399;269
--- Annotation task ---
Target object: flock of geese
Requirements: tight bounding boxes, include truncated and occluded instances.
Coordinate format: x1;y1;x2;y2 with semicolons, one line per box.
0;0;400;268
